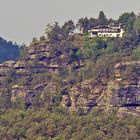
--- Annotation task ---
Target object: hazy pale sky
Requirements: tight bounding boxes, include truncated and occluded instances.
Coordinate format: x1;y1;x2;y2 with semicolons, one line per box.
0;0;140;45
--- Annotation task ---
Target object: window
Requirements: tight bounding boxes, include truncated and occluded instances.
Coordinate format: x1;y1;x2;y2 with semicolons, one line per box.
117;34;120;37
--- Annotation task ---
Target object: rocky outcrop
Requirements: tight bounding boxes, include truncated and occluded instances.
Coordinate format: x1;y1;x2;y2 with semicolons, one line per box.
4;50;140;115
0;61;15;89
0;41;59;103
11;85;28;102
14;61;26;69
61;61;140;115
1;39;140;116
114;62;140;102
61;94;71;107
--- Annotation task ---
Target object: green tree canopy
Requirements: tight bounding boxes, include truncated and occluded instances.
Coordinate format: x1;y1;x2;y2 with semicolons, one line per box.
98;11;108;26
118;12;136;32
77;17;89;32
134;15;140;34
62;20;75;39
0;37;20;63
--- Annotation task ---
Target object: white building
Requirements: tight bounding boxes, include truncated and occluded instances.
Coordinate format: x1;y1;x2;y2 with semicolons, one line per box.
89;25;125;38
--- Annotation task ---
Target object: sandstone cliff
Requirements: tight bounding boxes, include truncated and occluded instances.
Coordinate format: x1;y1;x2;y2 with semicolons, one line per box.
0;39;140;116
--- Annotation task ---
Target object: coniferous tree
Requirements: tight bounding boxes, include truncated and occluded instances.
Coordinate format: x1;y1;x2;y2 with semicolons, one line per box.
62;20;75;39
46;22;62;43
88;18;98;29
98;11;108;26
77;17;89;32
118;12;136;32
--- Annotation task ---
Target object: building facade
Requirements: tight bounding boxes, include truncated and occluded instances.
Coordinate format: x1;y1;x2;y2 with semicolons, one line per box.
89;25;125;38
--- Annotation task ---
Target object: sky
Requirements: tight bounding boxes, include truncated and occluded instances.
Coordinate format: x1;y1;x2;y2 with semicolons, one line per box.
0;0;140;45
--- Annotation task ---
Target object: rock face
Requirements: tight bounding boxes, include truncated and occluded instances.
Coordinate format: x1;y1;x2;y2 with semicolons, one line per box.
0;41;63;105
0;61;15;91
114;62;140;107
62;94;71;107
1;39;140;115
61;61;140;115
11;85;28;102
26;42;59;70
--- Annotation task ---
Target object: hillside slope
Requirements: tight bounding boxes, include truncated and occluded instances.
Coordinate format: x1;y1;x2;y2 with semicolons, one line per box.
1;12;140;139
0;35;140;139
0;34;140;113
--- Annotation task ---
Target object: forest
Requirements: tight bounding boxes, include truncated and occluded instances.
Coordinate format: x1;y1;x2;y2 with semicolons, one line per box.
0;37;20;63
